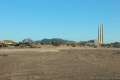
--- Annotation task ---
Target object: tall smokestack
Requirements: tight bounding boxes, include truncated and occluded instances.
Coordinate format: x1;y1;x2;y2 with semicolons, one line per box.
98;25;100;44
100;24;102;44
98;24;104;47
102;24;104;44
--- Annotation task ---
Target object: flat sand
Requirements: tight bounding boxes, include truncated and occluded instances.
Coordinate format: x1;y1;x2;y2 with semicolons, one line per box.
0;48;120;80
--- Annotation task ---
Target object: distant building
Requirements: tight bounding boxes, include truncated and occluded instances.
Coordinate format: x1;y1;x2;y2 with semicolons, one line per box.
86;40;96;47
2;40;16;47
0;40;17;48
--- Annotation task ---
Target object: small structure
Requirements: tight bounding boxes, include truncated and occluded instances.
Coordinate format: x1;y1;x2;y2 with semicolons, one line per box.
2;40;16;47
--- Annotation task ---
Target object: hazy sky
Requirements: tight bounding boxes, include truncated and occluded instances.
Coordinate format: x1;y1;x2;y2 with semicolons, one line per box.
0;0;120;42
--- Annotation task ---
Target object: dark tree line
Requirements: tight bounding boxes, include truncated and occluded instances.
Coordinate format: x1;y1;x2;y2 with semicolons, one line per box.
15;38;97;48
0;38;120;48
14;38;78;48
104;42;120;48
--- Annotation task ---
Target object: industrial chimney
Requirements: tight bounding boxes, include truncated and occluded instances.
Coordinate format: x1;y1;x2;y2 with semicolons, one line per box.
98;24;104;47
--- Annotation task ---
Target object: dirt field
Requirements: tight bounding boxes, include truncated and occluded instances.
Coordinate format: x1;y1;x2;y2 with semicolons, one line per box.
0;48;120;80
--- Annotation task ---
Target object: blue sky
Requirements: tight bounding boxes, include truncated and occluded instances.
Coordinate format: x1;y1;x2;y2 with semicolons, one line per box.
0;0;120;42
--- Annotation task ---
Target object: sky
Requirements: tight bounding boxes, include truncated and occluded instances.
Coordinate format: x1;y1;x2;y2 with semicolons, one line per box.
0;0;120;43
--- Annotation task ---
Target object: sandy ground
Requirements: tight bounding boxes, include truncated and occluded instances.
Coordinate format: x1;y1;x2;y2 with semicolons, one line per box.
0;48;120;80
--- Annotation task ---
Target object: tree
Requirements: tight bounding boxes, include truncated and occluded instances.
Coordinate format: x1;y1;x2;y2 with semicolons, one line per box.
40;38;67;46
22;38;33;44
111;42;120;48
18;38;34;47
78;41;87;46
40;39;52;45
